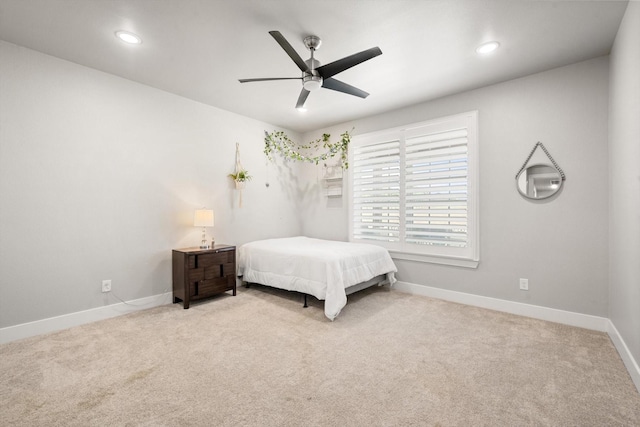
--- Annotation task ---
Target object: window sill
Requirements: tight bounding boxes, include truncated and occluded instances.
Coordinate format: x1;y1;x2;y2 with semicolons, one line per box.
389;251;479;269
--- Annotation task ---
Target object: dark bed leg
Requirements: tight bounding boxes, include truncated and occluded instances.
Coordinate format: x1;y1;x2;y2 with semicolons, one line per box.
303;294;308;308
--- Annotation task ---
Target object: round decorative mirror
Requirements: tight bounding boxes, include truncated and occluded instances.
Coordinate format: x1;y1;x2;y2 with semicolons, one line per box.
516;164;563;199
516;142;566;200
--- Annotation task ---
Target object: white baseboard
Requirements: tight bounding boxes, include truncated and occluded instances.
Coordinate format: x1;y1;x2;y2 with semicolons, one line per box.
607;320;640;393
393;281;640;393
0;292;173;345
393;281;609;331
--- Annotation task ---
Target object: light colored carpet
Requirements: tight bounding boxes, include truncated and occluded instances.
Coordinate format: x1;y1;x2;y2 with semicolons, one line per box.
1;285;639;426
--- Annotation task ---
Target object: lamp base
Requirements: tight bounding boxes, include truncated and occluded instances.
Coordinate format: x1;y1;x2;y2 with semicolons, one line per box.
200;227;208;249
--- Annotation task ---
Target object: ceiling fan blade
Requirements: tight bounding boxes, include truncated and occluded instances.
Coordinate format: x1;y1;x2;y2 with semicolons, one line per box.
321;78;369;98
296;89;310;109
269;30;309;72
316;47;382;79
239;77;302;83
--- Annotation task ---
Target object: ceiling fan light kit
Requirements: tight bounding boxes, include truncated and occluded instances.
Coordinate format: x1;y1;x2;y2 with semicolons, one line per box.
303;75;322;91
239;31;382;110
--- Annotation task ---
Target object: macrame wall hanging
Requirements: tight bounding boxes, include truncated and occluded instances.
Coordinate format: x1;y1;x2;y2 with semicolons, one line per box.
228;142;251;207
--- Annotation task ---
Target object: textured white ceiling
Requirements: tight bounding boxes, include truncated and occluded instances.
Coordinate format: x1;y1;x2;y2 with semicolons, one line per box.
0;0;628;133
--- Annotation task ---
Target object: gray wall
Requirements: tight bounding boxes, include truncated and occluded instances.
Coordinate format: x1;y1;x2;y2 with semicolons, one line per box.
609;2;640;369
300;57;610;317
0;41;302;328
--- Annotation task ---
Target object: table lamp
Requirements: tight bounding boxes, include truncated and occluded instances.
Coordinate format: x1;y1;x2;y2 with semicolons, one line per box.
194;209;214;249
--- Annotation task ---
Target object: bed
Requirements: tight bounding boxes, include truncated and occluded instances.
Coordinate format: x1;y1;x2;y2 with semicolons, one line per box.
237;236;397;320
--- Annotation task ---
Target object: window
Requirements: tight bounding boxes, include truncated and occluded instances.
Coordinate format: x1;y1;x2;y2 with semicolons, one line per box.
349;111;479;267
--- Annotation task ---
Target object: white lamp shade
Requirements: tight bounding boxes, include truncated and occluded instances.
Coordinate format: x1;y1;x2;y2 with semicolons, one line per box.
194;209;214;227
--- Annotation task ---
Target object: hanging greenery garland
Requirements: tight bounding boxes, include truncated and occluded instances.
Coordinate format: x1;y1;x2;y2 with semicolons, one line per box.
264;129;351;169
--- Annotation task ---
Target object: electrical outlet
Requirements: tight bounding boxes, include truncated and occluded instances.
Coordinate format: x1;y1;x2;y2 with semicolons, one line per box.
102;280;112;293
519;278;529;291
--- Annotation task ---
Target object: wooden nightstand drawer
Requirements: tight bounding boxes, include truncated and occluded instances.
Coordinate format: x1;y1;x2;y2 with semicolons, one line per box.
192;277;234;297
188;268;205;282
222;262;234;276
204;267;222;280
188;251;230;269
172;245;236;309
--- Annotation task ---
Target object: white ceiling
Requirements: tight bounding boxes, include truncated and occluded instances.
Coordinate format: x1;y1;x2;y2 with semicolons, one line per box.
0;0;628;133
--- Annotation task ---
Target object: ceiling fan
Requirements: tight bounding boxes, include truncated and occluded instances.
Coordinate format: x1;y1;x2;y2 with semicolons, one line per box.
239;31;382;110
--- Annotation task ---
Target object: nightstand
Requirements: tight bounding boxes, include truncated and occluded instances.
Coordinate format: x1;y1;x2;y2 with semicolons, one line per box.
172;245;236;309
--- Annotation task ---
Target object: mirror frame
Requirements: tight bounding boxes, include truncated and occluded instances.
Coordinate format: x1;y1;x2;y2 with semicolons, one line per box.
515;142;566;201
516;163;564;200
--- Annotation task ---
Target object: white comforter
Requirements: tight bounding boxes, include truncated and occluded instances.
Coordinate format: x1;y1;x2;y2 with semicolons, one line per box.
237;236;397;320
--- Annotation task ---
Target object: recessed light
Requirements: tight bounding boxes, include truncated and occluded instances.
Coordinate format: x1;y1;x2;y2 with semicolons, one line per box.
476;41;499;55
115;30;142;45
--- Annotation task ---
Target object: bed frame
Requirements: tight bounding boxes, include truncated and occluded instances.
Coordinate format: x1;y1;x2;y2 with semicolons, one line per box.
243;274;388;309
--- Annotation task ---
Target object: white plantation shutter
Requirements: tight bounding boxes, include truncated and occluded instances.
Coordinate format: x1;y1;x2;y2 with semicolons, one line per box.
405;129;469;247
352;138;401;243
349;112;479;265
